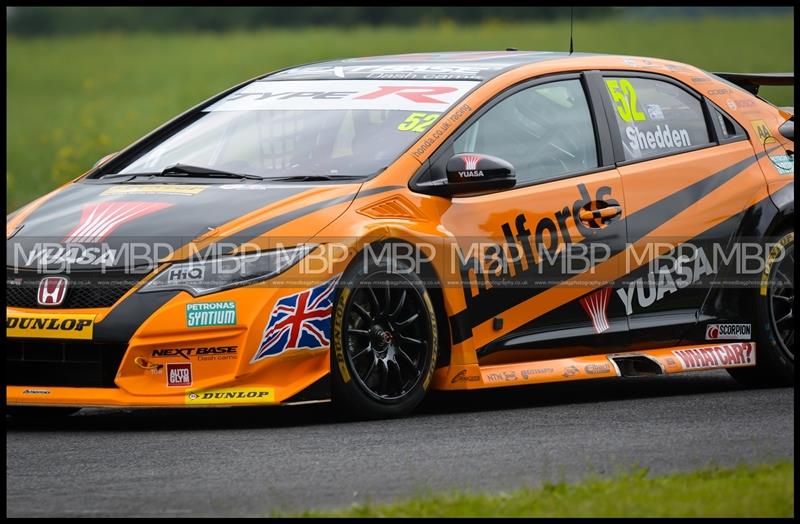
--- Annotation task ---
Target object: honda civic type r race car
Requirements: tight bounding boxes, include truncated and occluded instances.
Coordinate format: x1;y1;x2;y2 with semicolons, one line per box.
6;51;794;419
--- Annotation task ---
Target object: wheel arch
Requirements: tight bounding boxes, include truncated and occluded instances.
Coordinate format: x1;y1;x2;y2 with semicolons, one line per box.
339;237;453;369
693;184;792;338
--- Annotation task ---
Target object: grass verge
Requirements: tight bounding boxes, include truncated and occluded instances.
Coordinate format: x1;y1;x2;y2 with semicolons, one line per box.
6;15;793;211
281;461;794;517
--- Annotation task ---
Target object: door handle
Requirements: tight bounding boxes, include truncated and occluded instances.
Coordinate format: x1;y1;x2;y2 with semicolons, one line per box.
579;205;622;225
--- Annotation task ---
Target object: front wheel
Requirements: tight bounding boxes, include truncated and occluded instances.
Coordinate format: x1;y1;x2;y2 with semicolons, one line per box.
728;229;794;386
331;254;438;419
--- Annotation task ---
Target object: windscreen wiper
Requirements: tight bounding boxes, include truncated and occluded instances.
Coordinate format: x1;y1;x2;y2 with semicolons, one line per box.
102;163;263;180
260;174;366;182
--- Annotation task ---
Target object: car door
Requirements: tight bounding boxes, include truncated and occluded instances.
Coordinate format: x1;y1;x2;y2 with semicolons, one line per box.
595;72;764;348
418;73;630;365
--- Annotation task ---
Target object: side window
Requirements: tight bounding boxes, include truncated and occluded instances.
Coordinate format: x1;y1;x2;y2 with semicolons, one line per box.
604;77;710;161
452;79;598;186
711;106;746;142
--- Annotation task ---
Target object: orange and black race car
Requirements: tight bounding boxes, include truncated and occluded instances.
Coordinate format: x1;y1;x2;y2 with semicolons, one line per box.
6;51;794;419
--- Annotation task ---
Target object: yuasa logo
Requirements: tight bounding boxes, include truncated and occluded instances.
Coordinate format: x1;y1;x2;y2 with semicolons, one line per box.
37;276;68;306
463;155;482;171
65;201;173;243
166;363;192;387
580;287;612;334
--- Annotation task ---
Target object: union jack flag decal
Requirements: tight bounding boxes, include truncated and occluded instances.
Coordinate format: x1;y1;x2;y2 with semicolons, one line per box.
251;275;341;363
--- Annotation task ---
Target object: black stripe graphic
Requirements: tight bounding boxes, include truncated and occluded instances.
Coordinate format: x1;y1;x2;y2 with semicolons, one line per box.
97;185;402;340
476;199;759;358
210;185;403;252
449;152;765;344
94;291;180;342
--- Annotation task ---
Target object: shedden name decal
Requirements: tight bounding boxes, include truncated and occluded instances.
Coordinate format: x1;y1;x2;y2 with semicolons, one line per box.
185;387;275;405
673;342;755;370
7;312;95;340
186;301;236;328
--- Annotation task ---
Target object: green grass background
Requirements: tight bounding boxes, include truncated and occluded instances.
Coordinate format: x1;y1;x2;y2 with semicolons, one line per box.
285;461;794;518
6;16;794;211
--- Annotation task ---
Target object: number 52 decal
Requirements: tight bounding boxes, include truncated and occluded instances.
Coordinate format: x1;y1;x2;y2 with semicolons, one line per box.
605;79;646;123
398;112;440;132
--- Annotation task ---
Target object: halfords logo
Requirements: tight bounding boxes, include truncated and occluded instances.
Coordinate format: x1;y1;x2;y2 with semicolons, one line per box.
706;324;751;340
185;387;275;405
7;312;95;340
37;276;68;306
458;183;619;304
65;201;173;243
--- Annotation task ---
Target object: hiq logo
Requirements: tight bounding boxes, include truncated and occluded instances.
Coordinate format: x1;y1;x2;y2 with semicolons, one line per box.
167;266;205;283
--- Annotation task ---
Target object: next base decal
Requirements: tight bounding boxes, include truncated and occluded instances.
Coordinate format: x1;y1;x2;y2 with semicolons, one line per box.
672;342;755;370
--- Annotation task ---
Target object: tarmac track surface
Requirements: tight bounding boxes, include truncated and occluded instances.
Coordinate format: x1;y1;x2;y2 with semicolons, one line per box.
6;370;794;517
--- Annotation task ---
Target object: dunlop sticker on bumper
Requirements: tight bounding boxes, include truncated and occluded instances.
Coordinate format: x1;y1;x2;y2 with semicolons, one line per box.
185;387;275;405
7;311;95;340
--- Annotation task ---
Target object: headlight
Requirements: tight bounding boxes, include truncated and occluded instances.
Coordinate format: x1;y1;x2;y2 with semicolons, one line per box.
139;244;315;296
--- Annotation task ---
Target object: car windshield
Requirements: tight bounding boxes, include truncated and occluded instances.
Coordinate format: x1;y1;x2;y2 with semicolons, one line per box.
117;79;478;179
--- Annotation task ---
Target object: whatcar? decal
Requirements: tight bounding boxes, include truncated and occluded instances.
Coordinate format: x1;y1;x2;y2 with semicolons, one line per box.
673;342;755;370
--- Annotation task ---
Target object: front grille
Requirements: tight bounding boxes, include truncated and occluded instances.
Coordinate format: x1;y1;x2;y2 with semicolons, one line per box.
6;339;127;387
7;269;140;309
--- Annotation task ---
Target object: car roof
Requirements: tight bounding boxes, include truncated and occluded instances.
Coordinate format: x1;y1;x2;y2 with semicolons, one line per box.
268;51;601;81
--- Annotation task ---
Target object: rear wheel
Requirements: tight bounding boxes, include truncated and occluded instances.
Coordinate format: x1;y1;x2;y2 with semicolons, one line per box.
728;229;794;386
331;253;438;419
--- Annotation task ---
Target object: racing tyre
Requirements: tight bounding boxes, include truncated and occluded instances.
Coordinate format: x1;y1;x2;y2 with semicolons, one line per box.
728;229;794;386
331;251;438;419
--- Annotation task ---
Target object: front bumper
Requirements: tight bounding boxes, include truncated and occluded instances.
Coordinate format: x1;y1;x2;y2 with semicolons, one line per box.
7;277;336;408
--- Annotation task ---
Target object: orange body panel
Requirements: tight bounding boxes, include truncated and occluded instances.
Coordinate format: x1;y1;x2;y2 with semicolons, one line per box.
7;52;792;407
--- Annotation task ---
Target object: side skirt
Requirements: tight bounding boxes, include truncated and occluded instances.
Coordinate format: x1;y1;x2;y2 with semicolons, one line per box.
432;342;756;390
